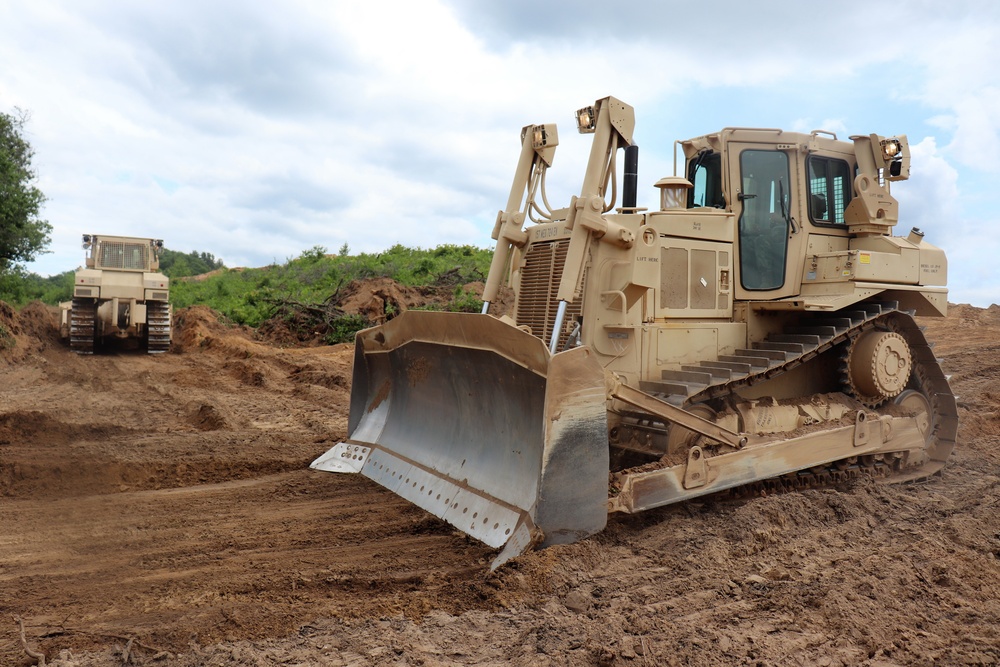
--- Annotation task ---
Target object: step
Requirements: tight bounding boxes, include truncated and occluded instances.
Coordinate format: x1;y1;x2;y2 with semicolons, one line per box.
683;365;732;381
700;360;752;376
640;380;700;398
769;333;821;348
736;348;786;363
754;341;804;355
785;325;838;339
662;369;715;386
838;311;869;326
637;381;689;406
809;317;854;333
719;354;771;370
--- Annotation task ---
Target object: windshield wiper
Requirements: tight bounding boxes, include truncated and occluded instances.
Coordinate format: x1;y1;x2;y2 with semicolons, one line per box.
778;178;798;234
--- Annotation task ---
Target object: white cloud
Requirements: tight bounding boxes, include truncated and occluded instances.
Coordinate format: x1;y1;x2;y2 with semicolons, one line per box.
941;90;1000;171
903;11;1000;172
896;137;961;236
1;0;998;306
897;136;998;306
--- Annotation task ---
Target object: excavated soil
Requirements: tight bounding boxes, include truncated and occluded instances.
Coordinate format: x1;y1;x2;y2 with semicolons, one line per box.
1;293;999;666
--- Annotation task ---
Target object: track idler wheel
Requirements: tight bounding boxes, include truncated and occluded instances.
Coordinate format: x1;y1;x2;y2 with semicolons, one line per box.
894;388;931;442
846;330;912;407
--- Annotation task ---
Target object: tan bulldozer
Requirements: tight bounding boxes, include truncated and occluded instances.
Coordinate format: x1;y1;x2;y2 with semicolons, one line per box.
312;96;956;568
60;234;171;354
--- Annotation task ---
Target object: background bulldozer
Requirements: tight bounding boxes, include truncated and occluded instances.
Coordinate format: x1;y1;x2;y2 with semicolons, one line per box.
313;97;957;568
60;234;171;354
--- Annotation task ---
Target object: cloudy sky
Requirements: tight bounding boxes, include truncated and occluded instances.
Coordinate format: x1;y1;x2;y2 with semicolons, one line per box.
1;1;997;305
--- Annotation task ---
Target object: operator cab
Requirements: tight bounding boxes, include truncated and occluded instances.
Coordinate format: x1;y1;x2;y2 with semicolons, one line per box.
678;129;872;300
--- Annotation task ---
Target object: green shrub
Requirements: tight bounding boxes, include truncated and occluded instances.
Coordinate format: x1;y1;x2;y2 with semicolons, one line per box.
324;314;369;345
449;285;484;313
0;324;14;349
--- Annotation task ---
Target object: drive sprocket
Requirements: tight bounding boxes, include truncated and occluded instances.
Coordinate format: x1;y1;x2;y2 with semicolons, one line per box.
843;328;913;407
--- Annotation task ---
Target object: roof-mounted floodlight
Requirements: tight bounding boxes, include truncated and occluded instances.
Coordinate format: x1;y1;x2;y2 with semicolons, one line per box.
531;124;551;149
520;123;558;166
879;135;909;180
880;137;902;161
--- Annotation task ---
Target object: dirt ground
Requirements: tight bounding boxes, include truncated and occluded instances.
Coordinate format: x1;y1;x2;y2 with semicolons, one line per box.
1;293;999;667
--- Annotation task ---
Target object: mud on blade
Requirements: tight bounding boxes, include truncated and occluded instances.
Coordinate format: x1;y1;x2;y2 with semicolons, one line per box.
310;310;608;567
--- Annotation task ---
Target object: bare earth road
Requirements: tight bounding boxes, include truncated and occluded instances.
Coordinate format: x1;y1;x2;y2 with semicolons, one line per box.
1;298;999;666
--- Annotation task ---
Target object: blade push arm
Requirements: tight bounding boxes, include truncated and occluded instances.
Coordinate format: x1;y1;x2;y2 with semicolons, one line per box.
549;96;636;352
482;123;558;310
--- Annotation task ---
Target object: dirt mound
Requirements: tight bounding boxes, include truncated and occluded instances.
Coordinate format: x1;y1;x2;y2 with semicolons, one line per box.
464;280;515;316
0;300;55;364
255;316;314;347
918;303;1000;357
19;301;62;346
253;277;433;347
173;305;264;357
255;276;491;347
943;302;1000;331
336;277;448;323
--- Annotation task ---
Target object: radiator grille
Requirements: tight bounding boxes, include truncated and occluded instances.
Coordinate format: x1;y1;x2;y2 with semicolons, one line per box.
515;240;584;350
97;242;149;270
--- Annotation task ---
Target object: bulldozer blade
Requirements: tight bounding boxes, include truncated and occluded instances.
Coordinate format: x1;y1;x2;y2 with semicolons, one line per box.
310;311;609;568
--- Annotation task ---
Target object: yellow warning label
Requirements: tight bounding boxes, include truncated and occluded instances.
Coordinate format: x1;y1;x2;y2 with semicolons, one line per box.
859;253;871;264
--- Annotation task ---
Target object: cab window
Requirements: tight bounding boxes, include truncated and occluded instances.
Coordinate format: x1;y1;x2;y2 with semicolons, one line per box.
686;150;724;208
808;156;852;225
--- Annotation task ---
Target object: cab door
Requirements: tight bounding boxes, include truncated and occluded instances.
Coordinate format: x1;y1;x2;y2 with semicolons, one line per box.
728;144;806;300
